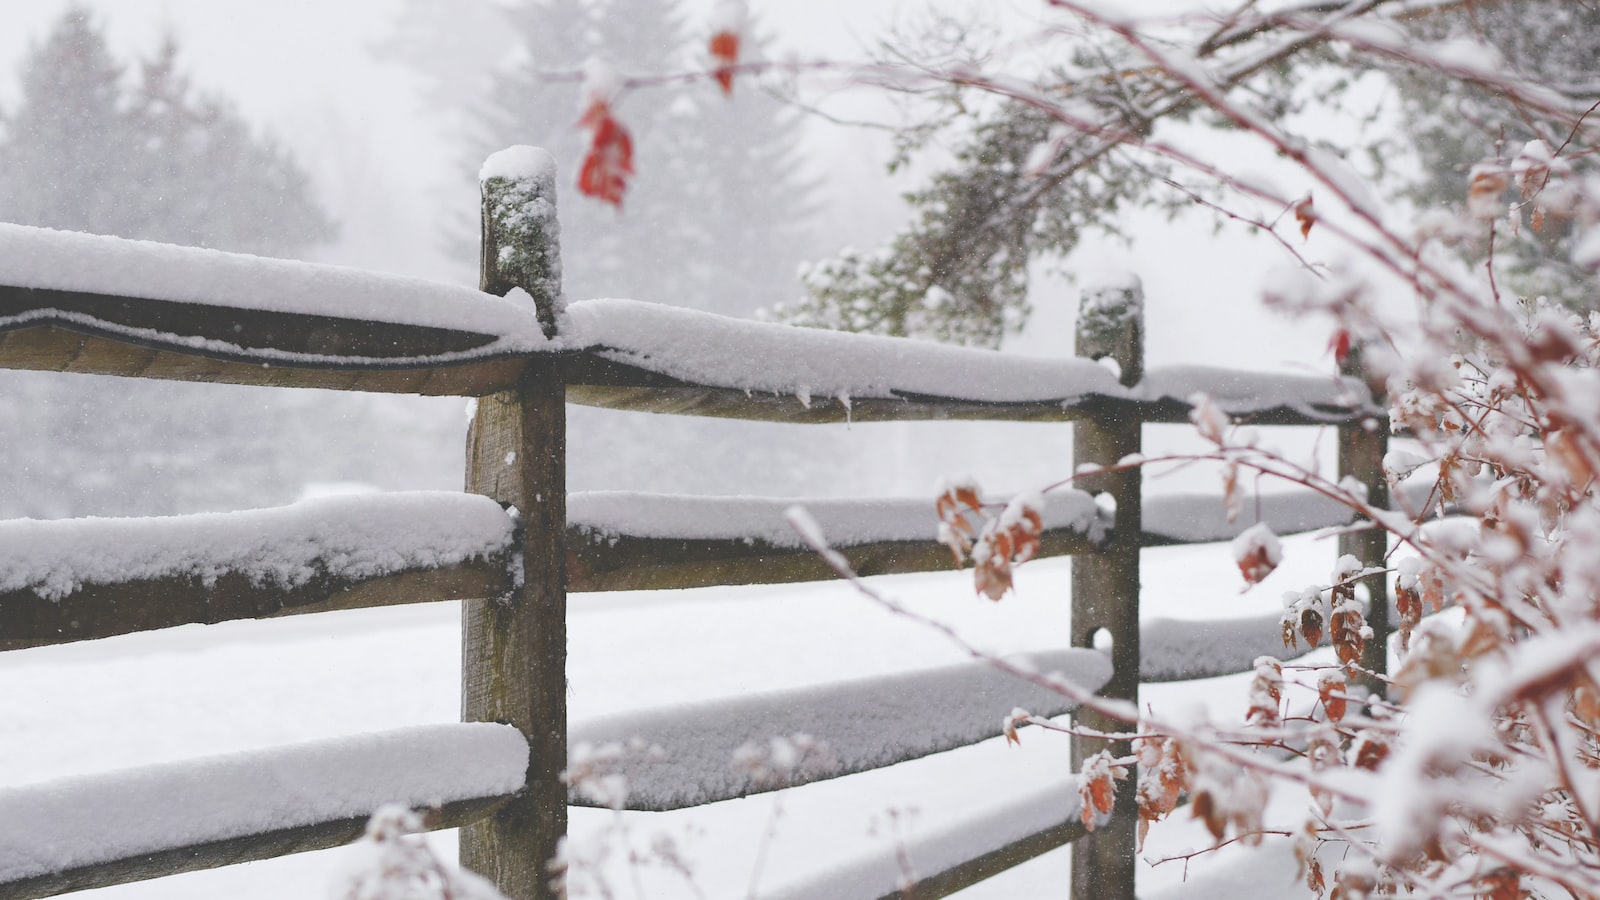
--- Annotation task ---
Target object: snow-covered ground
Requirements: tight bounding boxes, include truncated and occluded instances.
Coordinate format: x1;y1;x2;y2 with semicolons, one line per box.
0;522;1342;899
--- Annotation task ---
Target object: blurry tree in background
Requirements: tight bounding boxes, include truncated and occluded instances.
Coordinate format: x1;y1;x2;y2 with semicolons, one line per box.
386;0;815;319
383;0;839;501
0;8;334;253
778;0;1600;346
0;7;454;518
1385;0;1600;309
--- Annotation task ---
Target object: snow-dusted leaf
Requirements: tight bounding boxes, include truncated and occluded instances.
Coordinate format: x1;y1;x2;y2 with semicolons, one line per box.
1231;522;1282;586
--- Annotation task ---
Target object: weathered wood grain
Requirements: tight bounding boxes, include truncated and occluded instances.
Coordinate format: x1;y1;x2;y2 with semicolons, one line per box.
1069;279;1144;900
563;354;1372;426
460;151;569;900
0;319;529;396
1339;345;1392;695
0;561;511;651
567;526;1106;594
874;819;1088;900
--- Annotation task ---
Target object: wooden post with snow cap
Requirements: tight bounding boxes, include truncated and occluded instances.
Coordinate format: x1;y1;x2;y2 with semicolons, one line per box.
1338;344;1391;698
462;146;567;900
1069;275;1144;900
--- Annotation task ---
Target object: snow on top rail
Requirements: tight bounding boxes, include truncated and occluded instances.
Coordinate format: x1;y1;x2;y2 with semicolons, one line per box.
1143;479;1440;547
0;224;545;394
566;489;1109;592
568;649;1110;811
0;492;515;648
0;223;544;347
566;481;1419;593
0;230;1375;421
766;779;1083;900
0;492;512;601
570;489;1104;547
561;298;1376;424
0;723;527;896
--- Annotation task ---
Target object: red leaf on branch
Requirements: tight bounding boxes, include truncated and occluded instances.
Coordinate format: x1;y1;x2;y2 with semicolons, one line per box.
1317;670;1348;723
1077;750;1127;831
970;493;1044;601
577;100;634;208
1330;602;1366;665
1246;658;1283;728
935;479;984;564
1328;329;1351;366
708;0;747;95
710;31;740;94
1231;522;1282;586
1293;194;1315;239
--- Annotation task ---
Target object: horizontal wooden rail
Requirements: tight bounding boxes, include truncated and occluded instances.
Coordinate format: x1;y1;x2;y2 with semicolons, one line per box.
568;649;1111;811
0;305;1379;425
0;222;546;395
0;484;1432;651
0;562;510;652
1141;612;1288;682
569;527;1101;592
567;483;1426;594
1;795;510;900
567;356;1374;426
767;781;1087;900
0;319;529;396
0;493;515;650
0;723;528;899
566;491;1108;593
561;298;1375;425
0;230;1378;427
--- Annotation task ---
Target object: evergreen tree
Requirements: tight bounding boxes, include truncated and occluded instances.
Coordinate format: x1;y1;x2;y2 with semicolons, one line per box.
664;22;816;316
402;0;816;317
1385;1;1600;308
126;38;335;255
0;9;333;253
780;1;1600;345
0;8;428;519
0;7;139;235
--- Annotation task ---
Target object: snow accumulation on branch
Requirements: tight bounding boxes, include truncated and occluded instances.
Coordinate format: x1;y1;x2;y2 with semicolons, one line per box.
568;649;1112;811
763;779;1080;900
0;492;514;601
0;723;527;884
569;489;1107;547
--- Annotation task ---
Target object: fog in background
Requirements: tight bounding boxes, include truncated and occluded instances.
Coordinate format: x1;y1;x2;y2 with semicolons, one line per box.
0;0;1339;518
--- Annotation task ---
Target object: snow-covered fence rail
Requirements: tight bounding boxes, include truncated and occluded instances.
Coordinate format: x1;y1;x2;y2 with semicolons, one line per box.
0;492;516;651
0;481;1393;653
0;222;1371;426
0;724;529;900
0;146;1393;900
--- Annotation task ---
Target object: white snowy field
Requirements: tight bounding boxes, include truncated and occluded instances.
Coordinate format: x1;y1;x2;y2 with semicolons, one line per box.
0;522;1344;899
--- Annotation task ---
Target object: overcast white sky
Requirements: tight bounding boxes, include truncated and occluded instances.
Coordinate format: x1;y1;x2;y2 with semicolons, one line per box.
0;0;1349;375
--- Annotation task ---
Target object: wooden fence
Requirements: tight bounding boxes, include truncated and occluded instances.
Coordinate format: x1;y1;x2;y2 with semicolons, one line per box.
0;146;1392;900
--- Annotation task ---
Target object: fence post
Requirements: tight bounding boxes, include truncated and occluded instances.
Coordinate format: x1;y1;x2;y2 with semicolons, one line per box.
1069;277;1144;900
1338;345;1390;697
462;147;567;900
